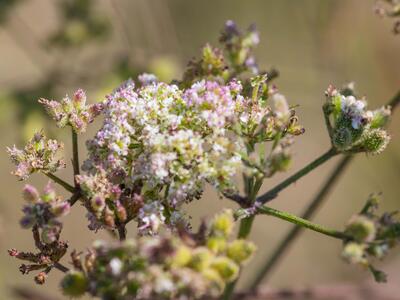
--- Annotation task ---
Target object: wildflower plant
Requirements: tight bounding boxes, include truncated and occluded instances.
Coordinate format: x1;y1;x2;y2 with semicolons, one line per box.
6;21;400;299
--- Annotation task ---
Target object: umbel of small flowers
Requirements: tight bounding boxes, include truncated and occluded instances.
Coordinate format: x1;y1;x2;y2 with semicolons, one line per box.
324;84;391;155
342;194;400;282
60;210;256;299
39;89;103;134
7;131;65;181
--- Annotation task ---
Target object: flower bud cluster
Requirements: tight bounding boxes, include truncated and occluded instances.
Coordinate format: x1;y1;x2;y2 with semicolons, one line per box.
342;195;400;282
324;85;391;154
39;89;103;133
7;131;65;180
20;182;70;244
61;210;255;299
182;20;260;87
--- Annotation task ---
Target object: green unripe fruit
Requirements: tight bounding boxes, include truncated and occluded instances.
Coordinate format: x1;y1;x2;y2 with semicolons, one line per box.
227;239;256;264
207;237;227;254
202;268;225;292
211;209;234;238
170;245;192;267
189;247;213;272
342;242;366;265
345;215;376;243
61;271;88;297
359;129;390;155
210;257;239;282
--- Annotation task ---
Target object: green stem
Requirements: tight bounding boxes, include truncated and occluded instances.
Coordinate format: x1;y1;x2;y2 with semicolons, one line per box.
44;173;75;193
257;206;348;240
72;129;80;182
222;176;262;299
256;147;338;204
248;155;353;290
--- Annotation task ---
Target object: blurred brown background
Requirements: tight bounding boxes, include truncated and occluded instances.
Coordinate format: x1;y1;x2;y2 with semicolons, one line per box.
0;0;399;299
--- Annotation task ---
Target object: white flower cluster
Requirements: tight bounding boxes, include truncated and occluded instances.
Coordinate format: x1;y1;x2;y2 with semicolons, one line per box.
77;76;302;233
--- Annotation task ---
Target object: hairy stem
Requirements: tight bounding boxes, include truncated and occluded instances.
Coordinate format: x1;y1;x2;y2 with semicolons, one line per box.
257;206;348;239
256;147;338;204
44;173;75;193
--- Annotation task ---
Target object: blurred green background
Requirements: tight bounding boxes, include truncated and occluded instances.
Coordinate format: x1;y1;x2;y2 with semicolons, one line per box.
0;0;399;299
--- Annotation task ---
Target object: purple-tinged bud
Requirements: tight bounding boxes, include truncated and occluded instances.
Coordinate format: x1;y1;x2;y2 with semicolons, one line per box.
51;202;71;217
73;89;87;108
20;216;35;229
23;185;40;203
91;195;106;212
42;182;56;202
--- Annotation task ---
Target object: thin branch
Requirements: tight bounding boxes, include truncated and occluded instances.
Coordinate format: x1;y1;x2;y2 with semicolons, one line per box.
248;155;352;290
44;173;75;193
118;224;126;241
72;129;80;182
257;206;348;239
255;147;338;204
53;262;69;273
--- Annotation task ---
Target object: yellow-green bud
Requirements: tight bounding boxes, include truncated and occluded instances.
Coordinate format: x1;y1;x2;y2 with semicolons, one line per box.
359;129;390;155
345;215;376;243
227;239;256;264
210;257;239;282
202;268;225;292
207;237;227;254
189;247;213;272
342;242;367;265
211;209;234;238
170;245;192;268
61;271;88;297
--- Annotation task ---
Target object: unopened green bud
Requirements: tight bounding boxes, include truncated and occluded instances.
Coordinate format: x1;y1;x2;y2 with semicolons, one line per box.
189;247;213;271
207;237;227;254
210;257;239;282
342;242;367;265
211;209;234;238
359;129;390;155
227;239;256;264
61;271;88;297
370;106;391;129
170;245;192;268
345;215;376;243
202;268;225;292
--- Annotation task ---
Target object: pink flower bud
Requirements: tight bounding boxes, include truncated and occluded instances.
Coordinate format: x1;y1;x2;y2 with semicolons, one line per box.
22;185;40;203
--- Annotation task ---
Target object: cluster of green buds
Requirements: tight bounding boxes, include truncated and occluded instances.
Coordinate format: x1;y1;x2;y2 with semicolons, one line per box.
181;20;261;87
324;84;391;154
237;75;304;180
342;195;400;282
7;131;65;180
49;0;110;47
39;89;103;133
19;182;70;243
375;0;400;34
60;210;256;299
